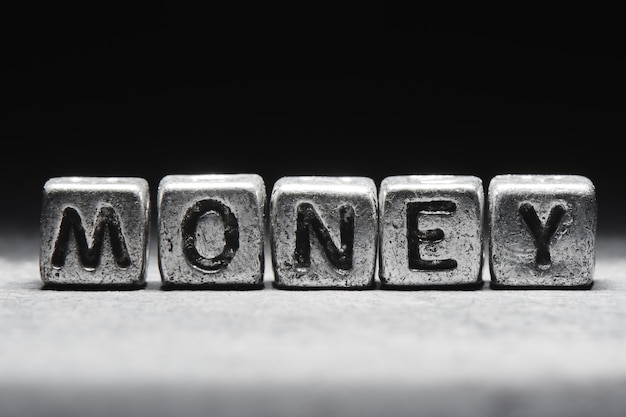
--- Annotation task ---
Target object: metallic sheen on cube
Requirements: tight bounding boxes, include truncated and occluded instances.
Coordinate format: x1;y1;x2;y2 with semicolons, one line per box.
378;175;485;288
270;176;378;289
157;174;266;287
39;176;151;287
488;174;597;288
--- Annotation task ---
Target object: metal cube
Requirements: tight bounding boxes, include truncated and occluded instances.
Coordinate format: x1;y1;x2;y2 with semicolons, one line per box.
157;174;266;288
378;175;485;288
488;174;597;288
39;176;151;287
269;176;378;289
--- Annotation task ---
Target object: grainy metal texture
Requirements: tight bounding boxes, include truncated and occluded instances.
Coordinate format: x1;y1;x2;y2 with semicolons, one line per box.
270;176;378;289
378;175;484;288
39;176;150;287
157;174;266;288
488;174;597;288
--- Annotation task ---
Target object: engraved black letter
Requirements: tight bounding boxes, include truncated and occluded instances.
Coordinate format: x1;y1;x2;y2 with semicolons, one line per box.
407;201;458;270
519;203;566;266
294;203;354;270
51;206;131;269
181;199;239;272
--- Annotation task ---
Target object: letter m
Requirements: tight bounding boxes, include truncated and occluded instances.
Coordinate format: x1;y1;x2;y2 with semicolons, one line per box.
51;205;131;269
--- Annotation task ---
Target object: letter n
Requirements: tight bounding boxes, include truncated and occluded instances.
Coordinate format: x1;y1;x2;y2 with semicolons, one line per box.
294;202;354;270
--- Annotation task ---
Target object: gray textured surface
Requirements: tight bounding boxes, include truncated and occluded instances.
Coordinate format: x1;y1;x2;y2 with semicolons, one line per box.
488;175;597;287
157;174;266;286
39;177;151;286
378;175;484;287
270;176;378;288
1;230;626;417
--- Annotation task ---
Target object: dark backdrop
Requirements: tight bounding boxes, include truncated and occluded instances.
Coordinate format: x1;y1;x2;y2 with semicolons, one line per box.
2;4;624;234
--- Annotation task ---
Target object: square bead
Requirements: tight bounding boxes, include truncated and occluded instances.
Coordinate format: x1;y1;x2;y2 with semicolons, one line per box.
157;174;266;288
39;176;151;288
378;175;485;288
488;174;597;288
269;176;378;289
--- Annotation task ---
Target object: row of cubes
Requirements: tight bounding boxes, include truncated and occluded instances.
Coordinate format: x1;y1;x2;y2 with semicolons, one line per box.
39;174;597;289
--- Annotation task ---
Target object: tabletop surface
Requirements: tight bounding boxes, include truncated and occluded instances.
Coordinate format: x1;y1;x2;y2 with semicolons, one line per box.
1;230;626;417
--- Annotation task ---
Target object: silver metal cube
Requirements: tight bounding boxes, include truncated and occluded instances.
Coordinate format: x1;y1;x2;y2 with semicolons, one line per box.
269;176;378;289
157;174;266;288
39;176;151;288
488;174;597;288
378;175;485;288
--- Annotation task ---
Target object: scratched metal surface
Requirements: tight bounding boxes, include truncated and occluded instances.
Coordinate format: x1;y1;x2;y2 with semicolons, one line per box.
1;230;626;417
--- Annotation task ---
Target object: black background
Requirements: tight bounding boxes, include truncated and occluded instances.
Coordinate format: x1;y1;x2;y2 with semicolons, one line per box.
2;4;624;234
